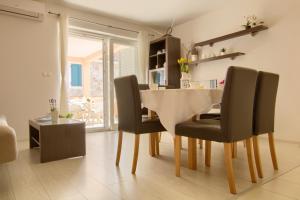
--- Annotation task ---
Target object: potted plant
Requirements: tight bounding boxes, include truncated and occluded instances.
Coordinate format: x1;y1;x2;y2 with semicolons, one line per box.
220;48;226;56
177;57;191;88
49;98;59;123
242;15;264;30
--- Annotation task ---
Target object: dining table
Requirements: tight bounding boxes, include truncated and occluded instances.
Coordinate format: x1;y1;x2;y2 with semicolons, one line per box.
140;88;223;156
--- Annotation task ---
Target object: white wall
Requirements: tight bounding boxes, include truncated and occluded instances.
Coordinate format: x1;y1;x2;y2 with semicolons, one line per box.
0;13;60;140
173;0;300;142
0;2;160;140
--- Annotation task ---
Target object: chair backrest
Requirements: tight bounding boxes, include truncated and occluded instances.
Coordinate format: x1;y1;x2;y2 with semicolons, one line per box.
220;66;258;142
253;71;279;134
114;75;142;132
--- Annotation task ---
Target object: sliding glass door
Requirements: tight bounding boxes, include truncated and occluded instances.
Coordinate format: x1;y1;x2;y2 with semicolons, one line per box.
110;39;138;129
67;35;107;130
67;30;137;131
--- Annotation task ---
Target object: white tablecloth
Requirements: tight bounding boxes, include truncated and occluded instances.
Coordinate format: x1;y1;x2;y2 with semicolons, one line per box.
140;89;223;136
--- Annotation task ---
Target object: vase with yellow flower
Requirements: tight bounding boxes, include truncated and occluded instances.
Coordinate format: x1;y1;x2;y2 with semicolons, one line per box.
177;57;191;89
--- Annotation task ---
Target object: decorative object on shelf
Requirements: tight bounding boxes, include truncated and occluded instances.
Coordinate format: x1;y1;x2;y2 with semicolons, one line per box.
184;42;199;62
209;52;216;58
220;48;226;56
49;98;59;123
190;47;198;62
218;79;225;89
201;53;207;59
189;81;204;89
242;15;264;30
178;57;191;89
162;19;175;37
180;72;191;89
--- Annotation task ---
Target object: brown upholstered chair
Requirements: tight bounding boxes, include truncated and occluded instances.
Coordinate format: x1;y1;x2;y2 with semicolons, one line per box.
174;66;258;194
199;71;280;175
252;71;279;178
114;75;166;174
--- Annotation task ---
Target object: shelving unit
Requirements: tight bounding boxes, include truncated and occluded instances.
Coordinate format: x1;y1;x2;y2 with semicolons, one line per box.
189;52;245;65
148;36;181;88
194;25;268;47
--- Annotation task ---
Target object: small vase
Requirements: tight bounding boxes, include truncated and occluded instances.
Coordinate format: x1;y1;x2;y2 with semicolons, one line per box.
51;109;59;123
180;72;191;89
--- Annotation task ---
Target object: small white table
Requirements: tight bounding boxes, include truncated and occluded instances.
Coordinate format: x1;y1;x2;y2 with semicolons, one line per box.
140;88;223;136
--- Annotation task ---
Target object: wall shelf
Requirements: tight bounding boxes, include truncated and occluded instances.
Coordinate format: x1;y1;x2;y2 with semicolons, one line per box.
189;52;245;65
194;25;268;47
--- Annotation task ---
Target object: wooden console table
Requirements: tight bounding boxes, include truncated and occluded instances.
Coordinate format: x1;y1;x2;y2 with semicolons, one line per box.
29;119;86;163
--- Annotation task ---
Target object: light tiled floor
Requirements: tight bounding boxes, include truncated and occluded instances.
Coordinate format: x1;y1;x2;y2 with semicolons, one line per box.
1;131;300;200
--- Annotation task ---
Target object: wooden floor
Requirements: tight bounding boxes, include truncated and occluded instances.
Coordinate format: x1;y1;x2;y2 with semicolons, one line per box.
1;131;300;200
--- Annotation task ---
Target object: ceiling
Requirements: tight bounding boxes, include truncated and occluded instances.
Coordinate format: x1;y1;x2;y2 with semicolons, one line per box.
55;0;227;29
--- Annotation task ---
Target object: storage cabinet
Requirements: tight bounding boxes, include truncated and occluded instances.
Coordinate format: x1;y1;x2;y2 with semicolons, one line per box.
148;36;181;88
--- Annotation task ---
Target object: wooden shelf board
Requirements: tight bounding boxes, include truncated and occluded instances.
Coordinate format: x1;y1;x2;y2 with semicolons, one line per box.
149;52;166;58
189;52;245;65
149;68;166;72
194;25;268;47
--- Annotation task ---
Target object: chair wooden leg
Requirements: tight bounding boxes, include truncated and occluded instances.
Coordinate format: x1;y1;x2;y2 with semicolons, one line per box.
245;138;257;183
115;130;123;166
131;134;140;174
188;137;197;170
232;142;237;158
149;133;156;157
205;140;211;167
155;133;160;156
175;135;181;177
199;139;203;149
224;143;237;194
253;136;263;178
268;133;278;170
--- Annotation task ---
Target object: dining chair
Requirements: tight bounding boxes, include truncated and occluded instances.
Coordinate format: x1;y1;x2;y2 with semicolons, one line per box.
174;66;258;194
252;71;279;178
114;75;166;174
199;71;280;168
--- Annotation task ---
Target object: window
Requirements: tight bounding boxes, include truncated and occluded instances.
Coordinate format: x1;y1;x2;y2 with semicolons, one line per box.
70;64;82;87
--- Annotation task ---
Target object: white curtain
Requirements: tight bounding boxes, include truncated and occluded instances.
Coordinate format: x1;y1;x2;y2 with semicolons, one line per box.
137;31;150;83
59;14;69;114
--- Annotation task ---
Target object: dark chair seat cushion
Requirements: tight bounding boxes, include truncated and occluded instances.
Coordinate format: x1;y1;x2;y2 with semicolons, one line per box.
200;113;221;120
140;116;166;134
176;119;224;142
